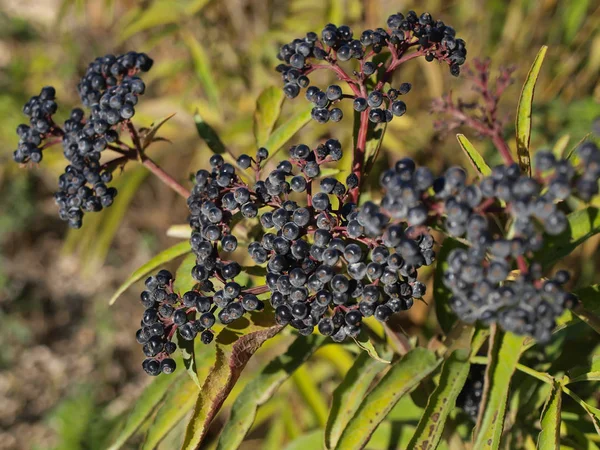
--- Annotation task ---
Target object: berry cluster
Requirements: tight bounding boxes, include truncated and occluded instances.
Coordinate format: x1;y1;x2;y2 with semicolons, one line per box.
247;141;432;342
456;364;485;422
437;143;600;341
276;11;466;124
13;52;153;228
77;52;153;107
13;87;61;164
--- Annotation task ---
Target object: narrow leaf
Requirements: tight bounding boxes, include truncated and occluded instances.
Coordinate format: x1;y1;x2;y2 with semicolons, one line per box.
107;373;182;450
537;381;562;450
181;30;220;109
216;335;325;450
562;385;600;435
109;241;191;305
181;322;283;449
325;351;390;449
434;238;464;333
141;376;199;450
537;207;600;269
457;134;492;177
194;111;227;155
141;113;176;150
474;330;525;450
335;348;441;450
364;122;388;173
254;87;285;147
515;45;548;175
264;104;313;162
408;349;471;450
352;329;391;363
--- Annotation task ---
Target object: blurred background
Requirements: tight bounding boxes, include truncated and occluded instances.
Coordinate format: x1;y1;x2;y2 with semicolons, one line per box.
0;0;599;449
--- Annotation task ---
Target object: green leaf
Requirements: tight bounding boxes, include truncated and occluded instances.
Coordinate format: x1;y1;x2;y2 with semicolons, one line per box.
254;87;285;147
118;0;210;42
107;373;182;450
263;104;313;162
456;134;492;178
562;385;600;435
537;381;562;450
181;321;282;449
283;430;322;450
434;238;464;333
216;335;325;450
567;355;600;383
325;350;391;449
181;30;220;109
408;349;471;450
474;330;525;450
141;113;176;150
537;207;600;269
352;329;391;363
141;375;199;450
335;348;441;450
364;122;388;174
109;241;191;305
515;45;548;175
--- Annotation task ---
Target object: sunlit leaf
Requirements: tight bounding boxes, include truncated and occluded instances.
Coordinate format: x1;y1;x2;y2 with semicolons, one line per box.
537;381;562;450
216;335;325;450
335;348;441;449
141;376;199;450
537;207;600;269
352;329;391;364
109;241;191;305
182;30;220;110
457;133;492;178
515;45;548;175
474;330;525;450
254;87;285;147
181;318;282;449
264;104;313;162
325;350;391;449
408;349;471;450
107;373;183;450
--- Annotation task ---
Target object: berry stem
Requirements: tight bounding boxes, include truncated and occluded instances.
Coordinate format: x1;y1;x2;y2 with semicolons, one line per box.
125;120;191;198
350;109;370;204
141;157;191;198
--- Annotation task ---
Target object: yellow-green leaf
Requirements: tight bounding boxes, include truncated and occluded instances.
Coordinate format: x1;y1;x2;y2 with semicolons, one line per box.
182;30;220;110
537;381;562;450
181;320;282;449
408;349;471;450
515;45;548;175
352;329;391;364
107;372;183;450
109;241;191;305
325;350;391;450
457;134;492;178
141;375;199;449
335;348;441;450
216;335;325;450
254;87;285;147
264;104;313;162
537;207;600;269
474;330;525;450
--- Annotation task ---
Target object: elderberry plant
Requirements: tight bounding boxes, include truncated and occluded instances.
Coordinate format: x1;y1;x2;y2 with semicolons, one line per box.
10;11;600;450
11;12;599;376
